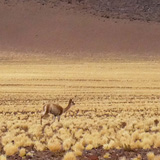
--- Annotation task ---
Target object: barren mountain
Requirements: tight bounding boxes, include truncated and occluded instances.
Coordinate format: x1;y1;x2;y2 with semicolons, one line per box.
0;0;160;61
2;0;160;22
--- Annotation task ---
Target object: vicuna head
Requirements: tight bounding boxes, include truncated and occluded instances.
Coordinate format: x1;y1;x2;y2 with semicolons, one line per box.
69;99;75;106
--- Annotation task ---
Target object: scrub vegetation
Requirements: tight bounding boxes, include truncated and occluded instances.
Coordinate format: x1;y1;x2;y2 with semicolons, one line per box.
0;59;160;159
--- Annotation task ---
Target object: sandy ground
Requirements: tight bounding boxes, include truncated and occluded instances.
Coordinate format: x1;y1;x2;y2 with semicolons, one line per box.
0;1;160;61
0;61;160;159
0;1;160;160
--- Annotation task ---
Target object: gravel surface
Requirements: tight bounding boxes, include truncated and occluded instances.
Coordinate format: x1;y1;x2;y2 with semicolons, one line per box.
7;146;160;160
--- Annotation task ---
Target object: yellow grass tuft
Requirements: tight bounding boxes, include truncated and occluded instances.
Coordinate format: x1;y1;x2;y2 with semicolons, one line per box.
74;149;82;156
154;137;160;148
86;144;93;150
34;141;46;151
119;156;126;160
63;152;77;160
63;138;72;151
4;143;18;156
26;152;33;157
19;148;26;157
103;153;110;159
73;142;84;151
48;140;62;152
0;155;7;160
147;152;155;160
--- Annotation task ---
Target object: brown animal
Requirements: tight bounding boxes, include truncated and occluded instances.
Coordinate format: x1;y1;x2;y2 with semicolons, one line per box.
41;99;75;124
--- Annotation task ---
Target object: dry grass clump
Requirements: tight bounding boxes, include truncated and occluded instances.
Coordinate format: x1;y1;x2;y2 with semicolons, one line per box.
73;141;84;151
47;140;62;152
26;151;33;157
86;144;93;150
0;155;7;160
63;152;77;160
153;134;160;148
119;156;126;160
19;148;26;157
73;149;83;156
72;141;84;156
147;152;155;160
11;134;33;148
28;124;42;138
34;141;46;151
4;143;18;156
63;138;73;151
103;152;110;158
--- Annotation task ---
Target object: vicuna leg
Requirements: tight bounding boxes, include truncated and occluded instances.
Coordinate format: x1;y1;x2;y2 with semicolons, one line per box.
41;106;47;124
57;116;60;122
53;115;56;123
51;115;56;124
41;114;46;124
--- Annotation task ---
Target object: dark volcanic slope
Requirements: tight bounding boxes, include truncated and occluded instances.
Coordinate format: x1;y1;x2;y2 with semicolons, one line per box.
2;0;160;23
74;0;160;23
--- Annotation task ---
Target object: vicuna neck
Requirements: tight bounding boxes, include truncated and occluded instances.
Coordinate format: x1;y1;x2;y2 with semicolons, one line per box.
63;101;72;113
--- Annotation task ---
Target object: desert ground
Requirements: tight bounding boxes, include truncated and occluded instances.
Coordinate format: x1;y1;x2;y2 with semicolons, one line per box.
1;0;160;160
0;58;160;160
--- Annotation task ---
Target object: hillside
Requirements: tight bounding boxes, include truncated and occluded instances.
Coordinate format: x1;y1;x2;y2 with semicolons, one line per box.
0;0;160;61
71;0;160;22
2;0;160;22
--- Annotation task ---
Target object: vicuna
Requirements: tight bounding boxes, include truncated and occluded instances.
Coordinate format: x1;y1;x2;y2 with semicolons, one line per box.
41;99;75;124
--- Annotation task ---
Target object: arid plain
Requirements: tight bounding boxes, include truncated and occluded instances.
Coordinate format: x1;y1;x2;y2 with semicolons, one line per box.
0;56;160;159
1;0;160;159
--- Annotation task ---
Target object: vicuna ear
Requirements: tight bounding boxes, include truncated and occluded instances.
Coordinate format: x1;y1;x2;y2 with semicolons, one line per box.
69;99;72;103
72;95;77;102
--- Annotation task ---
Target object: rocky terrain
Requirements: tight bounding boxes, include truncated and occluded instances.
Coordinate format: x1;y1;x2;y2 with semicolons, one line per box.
75;0;160;23
1;0;160;23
